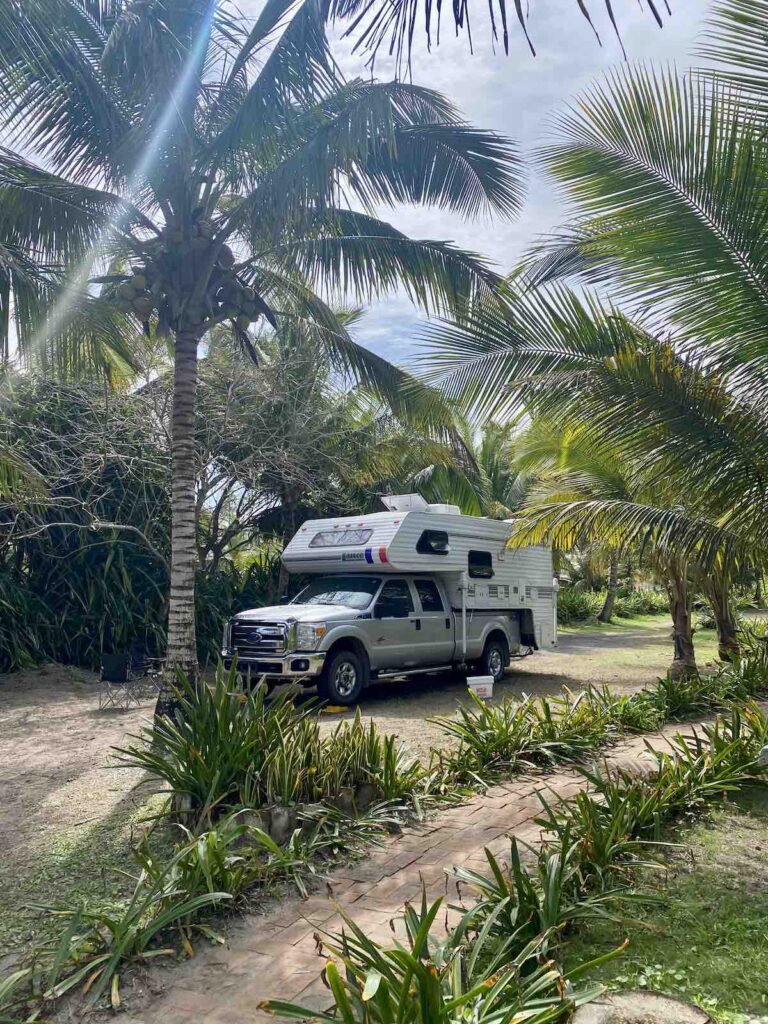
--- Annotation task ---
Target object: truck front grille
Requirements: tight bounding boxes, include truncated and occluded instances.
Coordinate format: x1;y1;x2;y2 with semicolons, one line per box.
231;621;288;657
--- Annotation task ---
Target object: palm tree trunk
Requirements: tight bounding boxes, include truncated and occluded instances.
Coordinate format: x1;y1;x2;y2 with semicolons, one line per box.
665;561;698;680
277;487;298;598
755;575;764;608
155;328;200;718
703;572;740;661
598;549;619;623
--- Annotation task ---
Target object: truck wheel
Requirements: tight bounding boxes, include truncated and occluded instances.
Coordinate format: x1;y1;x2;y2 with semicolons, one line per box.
318;648;367;705
480;637;509;682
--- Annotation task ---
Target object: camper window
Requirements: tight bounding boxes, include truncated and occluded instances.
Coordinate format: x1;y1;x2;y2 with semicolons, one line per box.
309;528;373;548
415;579;444;612
468;550;494;579
416;529;449;555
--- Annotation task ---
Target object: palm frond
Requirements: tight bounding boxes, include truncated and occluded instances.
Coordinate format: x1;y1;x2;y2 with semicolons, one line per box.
510;499;754;569
230;80;523;232
0;0;133;185
541;65;768;382
269;208;501;316
700;0;768;112
327;0;668;71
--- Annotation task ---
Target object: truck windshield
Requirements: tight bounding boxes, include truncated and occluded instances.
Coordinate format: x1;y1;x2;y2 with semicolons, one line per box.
291;576;381;610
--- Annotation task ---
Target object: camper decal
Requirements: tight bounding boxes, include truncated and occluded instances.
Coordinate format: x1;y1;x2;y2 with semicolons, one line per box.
342;551;366;563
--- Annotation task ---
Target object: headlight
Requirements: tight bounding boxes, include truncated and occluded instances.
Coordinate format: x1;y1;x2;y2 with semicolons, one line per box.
296;622;327;650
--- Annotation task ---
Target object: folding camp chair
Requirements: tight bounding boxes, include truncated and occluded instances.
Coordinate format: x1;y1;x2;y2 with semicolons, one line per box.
98;643;162;710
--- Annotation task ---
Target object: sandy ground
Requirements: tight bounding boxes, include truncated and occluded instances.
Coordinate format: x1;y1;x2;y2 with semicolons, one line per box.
0;615;719;955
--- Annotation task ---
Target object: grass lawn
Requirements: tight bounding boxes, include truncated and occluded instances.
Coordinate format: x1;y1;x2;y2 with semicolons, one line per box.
564;786;768;1024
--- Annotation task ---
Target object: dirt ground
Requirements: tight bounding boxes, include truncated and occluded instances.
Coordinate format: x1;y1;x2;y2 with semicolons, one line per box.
0;614;719;955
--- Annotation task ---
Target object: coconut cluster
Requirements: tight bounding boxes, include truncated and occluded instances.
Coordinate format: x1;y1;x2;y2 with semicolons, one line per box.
108;217;263;336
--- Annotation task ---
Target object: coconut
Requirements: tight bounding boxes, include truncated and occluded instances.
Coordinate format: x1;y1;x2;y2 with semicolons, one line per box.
132;295;156;318
131;273;147;290
236;314;251;329
217;244;235;268
117;282;136;301
242;300;257;315
221;302;239;319
242;285;255;301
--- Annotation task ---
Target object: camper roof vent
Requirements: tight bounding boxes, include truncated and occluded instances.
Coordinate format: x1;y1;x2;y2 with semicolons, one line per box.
425;503;461;515
380;494;461;515
380;493;429;512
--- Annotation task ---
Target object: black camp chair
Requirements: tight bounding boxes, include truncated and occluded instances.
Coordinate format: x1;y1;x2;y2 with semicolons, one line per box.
98;642;162;710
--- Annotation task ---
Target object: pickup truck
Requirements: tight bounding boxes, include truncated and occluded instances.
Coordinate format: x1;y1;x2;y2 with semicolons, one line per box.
222;572;525;704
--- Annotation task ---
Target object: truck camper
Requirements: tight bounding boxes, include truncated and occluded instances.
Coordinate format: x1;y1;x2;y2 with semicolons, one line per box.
223;494;557;704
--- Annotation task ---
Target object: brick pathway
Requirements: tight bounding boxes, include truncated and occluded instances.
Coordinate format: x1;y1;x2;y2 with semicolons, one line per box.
121;722;691;1024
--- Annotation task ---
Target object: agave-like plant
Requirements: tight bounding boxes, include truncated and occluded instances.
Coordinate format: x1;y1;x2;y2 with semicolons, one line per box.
261;890;619;1023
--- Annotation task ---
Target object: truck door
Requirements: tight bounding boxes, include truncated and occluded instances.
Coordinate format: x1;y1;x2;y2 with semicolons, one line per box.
370;579;420;669
412;578;455;666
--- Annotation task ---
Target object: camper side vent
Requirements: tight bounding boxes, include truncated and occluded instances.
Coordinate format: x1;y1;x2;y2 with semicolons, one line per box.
489;584;510;599
488;584;498;598
525;585;532;599
537;586;555;599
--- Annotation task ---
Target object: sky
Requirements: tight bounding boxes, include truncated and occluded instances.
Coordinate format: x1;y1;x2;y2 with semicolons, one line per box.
327;0;709;364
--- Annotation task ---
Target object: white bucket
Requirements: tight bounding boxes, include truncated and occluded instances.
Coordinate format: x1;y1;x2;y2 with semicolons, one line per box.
467;675;495;701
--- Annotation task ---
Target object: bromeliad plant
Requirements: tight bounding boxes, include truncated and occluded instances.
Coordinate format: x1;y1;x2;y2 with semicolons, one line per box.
117;662;434;829
261;890;620;1023
452;829;630;951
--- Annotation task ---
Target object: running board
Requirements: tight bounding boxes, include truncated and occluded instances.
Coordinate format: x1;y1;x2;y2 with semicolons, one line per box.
375;664;455;680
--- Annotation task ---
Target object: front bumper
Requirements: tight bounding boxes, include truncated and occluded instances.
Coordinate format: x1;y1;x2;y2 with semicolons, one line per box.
223;651;326;679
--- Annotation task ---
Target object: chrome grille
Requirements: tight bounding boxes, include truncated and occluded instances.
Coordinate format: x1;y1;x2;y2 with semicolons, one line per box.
231;621;287;656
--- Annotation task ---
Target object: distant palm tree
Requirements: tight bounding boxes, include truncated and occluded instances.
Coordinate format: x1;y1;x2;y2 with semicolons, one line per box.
0;0;523;711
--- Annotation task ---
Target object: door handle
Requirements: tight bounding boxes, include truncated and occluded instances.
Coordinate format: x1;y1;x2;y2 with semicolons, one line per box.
445;617;451;629
412;618;421;630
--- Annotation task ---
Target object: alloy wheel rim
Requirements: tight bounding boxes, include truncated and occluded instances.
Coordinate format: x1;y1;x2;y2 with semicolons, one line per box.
488;648;503;677
334;661;358;697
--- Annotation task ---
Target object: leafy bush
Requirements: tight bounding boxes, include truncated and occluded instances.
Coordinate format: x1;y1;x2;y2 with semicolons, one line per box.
452;830;628;950
557;588;605;624
536;710;768;886
614;589;669;618
261;890;619;1023
556;587;668;625
434;691;612;782
117;663;431;829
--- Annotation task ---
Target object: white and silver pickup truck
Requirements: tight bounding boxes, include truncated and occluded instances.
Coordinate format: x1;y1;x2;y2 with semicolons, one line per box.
222;572;529;705
222;498;557;704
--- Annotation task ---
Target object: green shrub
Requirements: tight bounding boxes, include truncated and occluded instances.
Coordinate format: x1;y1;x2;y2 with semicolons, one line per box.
614;590;669;618
433;691;611;783
117;662;431;829
452;830;628;950
261;890;620;1023
556;587;668;625
557;588;604;624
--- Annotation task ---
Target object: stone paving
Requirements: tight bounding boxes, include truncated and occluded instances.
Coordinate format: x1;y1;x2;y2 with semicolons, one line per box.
124;722;692;1024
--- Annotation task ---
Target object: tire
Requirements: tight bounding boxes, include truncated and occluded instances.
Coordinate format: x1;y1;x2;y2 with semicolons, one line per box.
480;636;509;682
317;647;368;705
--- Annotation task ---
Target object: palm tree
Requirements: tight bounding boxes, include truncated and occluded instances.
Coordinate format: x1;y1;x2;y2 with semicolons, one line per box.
514;421;633;623
0;0;523;711
420;0;768;625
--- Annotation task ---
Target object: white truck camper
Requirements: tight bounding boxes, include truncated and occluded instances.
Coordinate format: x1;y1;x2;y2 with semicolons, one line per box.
223;494;557;705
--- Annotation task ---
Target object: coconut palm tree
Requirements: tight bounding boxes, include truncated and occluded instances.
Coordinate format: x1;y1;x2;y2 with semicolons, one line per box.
422;0;768;621
0;0;524;711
